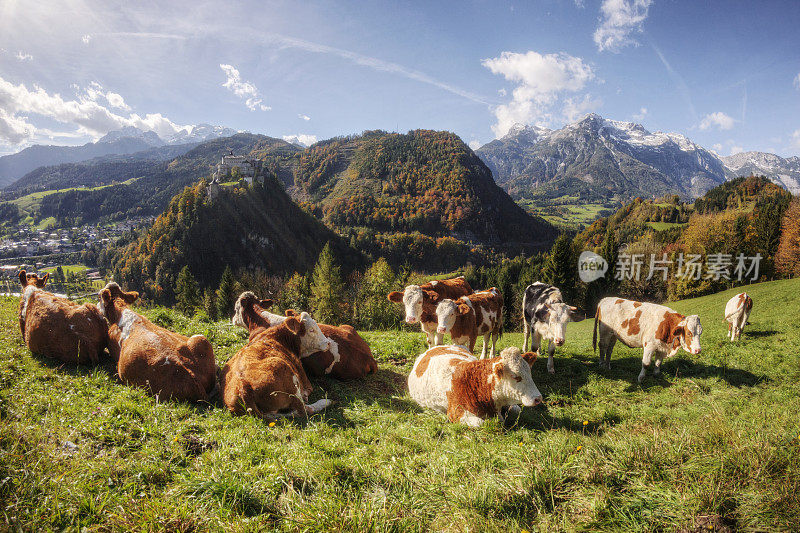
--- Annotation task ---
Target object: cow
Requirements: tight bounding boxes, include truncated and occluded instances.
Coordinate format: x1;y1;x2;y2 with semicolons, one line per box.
222;294;333;420
229;292;378;380
387;276;473;347
408;345;543;427
18;270;108;365
521;282;585;374
98;282;216;402
434;287;503;358
593;297;703;383
724;292;753;342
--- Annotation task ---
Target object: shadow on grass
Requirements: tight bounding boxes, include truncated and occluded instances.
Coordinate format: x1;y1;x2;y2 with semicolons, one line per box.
29;349;118;380
741;329;778;338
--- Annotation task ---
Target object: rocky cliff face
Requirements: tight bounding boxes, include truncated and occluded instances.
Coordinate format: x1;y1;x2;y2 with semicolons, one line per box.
722;152;800;195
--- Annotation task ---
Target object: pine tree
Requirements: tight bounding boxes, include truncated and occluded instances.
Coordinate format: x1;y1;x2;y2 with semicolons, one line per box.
542;233;578;303
203;287;217;320
215;265;237;320
310;243;345;325
358;258;398;329
280;272;310;313
175;266;200;315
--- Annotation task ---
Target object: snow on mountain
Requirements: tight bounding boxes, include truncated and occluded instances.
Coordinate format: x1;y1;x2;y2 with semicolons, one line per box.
164;124;239;145
722;151;800;194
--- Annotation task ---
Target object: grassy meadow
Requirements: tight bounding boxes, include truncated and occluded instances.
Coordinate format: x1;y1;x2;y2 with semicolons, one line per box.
1;279;799;531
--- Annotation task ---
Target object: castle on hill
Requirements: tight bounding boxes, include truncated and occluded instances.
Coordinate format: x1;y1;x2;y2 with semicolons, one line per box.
208;151;264;199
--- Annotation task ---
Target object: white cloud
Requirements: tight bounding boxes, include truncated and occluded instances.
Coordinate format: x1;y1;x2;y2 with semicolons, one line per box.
82;34;92;44
219;64;270;112
0;76;188;145
282;134;317;147
563;94;601;123
712;143;723;152
482;50;595;137
16;51;33;62
298;114;311;121
730;145;743;155
468;140;482;150
792;129;800;149
794;73;800;90
633;106;648;120
699;111;735;131
594;0;653;53
74;82;131;111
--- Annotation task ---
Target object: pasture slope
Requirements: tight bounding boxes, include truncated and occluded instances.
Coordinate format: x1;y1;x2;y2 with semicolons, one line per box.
1;279;799;531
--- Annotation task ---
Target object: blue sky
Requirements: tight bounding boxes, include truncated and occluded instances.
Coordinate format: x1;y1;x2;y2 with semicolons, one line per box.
1;0;798;157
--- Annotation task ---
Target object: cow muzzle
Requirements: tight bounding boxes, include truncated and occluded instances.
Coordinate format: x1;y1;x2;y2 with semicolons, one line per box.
523;395;544;407
437;326;447;334
406;317;418;324
554;339;565;347
692;348;701;355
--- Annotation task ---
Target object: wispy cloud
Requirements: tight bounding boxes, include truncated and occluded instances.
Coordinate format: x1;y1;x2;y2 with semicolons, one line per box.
650;42;696;121
792;129;800;150
15;51;33;61
298;114;311;121
794;73;800;90
82;34;92;44
219;64;270;112
283;134;317;147
699;111;735;131
633;106;648;120
482;50;595;137
594;0;653;53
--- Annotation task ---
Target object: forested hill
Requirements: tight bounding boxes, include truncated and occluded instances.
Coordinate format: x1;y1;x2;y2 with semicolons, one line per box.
106;177;358;303
291;130;556;251
14;134;300;225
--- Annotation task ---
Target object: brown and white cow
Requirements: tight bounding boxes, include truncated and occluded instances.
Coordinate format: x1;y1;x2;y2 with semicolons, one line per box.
593;297;703;383
434;287;503;358
387;276;473;347
222;295;333;420
724;292;753;342
98;282;216;402
18;270;108;365
408;345;542;427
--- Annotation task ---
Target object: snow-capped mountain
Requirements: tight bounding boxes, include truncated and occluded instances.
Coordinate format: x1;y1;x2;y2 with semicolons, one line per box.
164;124;239;145
476;114;728;201
97;126;165;146
722;152;800;195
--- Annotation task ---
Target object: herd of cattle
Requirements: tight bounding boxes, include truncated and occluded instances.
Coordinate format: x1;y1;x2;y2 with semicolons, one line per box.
16;270;754;427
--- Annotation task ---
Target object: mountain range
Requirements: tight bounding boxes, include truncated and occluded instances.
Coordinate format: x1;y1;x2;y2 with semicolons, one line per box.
476;114;800;200
0;123;237;189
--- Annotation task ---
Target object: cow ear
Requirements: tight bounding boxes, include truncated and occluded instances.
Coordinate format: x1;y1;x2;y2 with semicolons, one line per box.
18;270;27;287
260;299;273;308
285;316;301;335
522;351;538;366
425;290;440;303
458;303;471;315
387;291;403;303
284;309;299;317
569;306;586;322
671;325;685;340
123;291;139;304
39;273;49;287
492;362;504;378
100;288;112;306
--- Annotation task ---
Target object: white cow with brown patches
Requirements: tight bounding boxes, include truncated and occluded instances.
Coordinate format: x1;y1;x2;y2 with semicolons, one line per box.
408;345;542;427
434;287;503;358
724;292;753;341
594;297;703;383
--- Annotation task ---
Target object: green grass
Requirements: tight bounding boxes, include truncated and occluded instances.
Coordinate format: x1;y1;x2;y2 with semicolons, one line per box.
647;221;689;231
518;200;609;229
1;280;799;530
7;178;139;220
41;264;89;275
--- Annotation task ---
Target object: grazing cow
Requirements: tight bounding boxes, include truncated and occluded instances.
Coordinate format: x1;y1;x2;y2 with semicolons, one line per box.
18;270;108;365
593;297;703;383
387;276;473;347
522;282;585;374
408;345;543;427
222;295;333;420
434;287;504;358
98;283;216;402
725;292;753;342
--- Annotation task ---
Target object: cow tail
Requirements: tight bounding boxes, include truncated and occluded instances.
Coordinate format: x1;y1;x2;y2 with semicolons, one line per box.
593;307;599;354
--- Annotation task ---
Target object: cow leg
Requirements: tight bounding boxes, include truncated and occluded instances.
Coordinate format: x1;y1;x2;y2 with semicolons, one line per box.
598;324;615;369
638;344;656;383
530;331;542;356
653;355;663;376
461;413;485;427
490;330;499;358
480;332;490;359
522;317;530;352
547;341;556;374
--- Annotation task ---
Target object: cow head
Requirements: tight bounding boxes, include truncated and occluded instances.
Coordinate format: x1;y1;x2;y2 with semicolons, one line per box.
491;347;543;407
388;285;439;324
232;291;279;329
283;311;332;357
435;298;472;334
98;282;139;324
18;270;48;289
672;314;703;356
535;303;585;346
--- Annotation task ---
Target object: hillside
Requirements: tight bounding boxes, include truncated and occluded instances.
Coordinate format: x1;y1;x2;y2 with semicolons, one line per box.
477;114;727;204
107;176;358;302
291;129;556;252
1;278;798;530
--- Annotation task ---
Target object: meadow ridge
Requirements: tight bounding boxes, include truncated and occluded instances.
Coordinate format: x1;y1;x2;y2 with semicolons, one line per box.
1;279;799;531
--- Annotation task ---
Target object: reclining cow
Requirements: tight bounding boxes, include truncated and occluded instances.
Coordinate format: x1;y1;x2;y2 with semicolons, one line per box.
98;282;216;402
387;276;473;347
522;282;585;374
434;288;503;358
222;294;333;419
725;292;753;342
408;345;542;427
18;270;108;365
594;297;703;383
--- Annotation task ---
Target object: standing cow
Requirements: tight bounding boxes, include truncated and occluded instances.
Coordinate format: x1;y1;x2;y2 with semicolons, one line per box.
387;276;473;347
434;288;503;358
593;297;703;383
18;270;108;365
522;282;585;374
724;292;753;342
408;345;542;427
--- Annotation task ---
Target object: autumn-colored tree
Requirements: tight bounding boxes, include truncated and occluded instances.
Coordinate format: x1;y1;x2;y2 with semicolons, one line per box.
775;197;800;278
